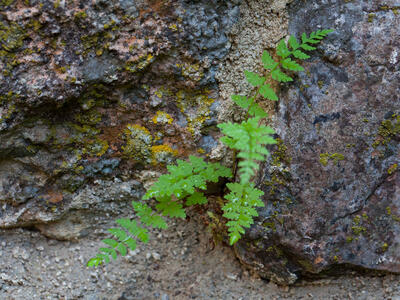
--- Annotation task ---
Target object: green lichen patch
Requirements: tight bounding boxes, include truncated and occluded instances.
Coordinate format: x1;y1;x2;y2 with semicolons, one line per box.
0;91;19;123
319;152;344;166
388;164;398;175
372;114;400;148
176;62;204;82
125;54;155;73
80;30;114;57
0;0;14;8
121;124;153;162
66;124;109;157
264;139;292;196
176;89;214;136
0;21;27;52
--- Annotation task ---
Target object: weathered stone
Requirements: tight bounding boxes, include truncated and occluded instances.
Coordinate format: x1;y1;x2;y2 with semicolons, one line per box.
0;0;240;230
234;0;400;284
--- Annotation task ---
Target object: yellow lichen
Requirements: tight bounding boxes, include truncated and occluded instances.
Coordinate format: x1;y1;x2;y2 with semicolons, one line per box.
388;164;398;175
122;124;153;162
176;62;204;81
151;144;178;165
176;90;214;136
152;111;173;125
319;152;345;166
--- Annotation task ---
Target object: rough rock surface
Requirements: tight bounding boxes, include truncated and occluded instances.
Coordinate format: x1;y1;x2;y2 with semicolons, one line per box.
1;0;400;289
234;0;400;284
2;215;400;299
0;0;240;238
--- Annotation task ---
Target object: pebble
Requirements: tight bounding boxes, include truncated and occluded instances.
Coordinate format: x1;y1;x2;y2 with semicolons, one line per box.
152;252;161;260
226;273;237;281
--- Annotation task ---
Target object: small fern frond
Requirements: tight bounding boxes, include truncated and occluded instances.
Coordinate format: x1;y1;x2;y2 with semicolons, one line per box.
87;218;146;267
244;70;266;87
223;182;264;245
218;117;276;184
262;51;279;70
132;201;167;229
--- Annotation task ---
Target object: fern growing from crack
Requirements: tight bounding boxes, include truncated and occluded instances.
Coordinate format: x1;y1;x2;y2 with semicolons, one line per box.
87;29;333;266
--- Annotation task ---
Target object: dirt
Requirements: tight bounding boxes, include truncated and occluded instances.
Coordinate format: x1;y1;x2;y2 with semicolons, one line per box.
1;210;400;300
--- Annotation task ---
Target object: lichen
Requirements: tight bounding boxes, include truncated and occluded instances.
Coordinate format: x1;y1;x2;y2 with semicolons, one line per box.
368;13;375;23
125;54;155;73
388;164;398;175
152;111;173;125
122;124;153;162
176;62;204;81
0;21;27;52
372;114;400;148
264;139;292;196
175;89;214;136
319;152;344;166
151;144;178;165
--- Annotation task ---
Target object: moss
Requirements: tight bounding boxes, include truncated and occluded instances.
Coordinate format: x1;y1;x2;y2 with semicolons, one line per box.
319;152;344;166
381;243;389;252
54;0;60;8
297;259;314;272
262;221;276;232
152;111;173;125
346;236;353;243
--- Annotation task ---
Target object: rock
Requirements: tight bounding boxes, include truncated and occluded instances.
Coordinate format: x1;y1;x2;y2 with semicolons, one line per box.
0;0;240;231
152;252;161;261
234;0;400;284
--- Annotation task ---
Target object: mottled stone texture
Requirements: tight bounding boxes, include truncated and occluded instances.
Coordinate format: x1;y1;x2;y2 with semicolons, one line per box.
1;0;400;284
235;0;400;284
0;0;240;237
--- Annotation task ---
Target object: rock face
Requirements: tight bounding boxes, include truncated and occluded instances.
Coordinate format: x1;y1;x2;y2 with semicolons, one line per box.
235;0;400;284
0;0;240;237
1;0;399;285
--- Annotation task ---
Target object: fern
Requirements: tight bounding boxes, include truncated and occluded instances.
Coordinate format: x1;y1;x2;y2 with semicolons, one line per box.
87;29;333;266
218;28;333;245
88;156;232;266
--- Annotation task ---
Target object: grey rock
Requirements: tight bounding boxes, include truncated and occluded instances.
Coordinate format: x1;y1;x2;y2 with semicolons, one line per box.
235;0;400;284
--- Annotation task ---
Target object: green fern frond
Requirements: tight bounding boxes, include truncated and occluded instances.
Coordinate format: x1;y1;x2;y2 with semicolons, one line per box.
244;70;266;87
223;182;264;245
88;156;232;267
218;117;276;184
